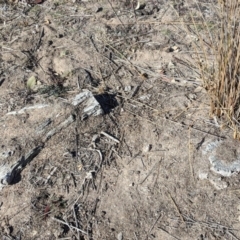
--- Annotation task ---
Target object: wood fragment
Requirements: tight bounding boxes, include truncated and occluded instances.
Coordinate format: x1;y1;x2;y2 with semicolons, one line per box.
100;131;120;143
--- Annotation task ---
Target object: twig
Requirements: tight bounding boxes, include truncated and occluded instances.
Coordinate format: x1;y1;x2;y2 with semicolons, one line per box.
158;226;180;240
146;213;162;239
95;149;103;167
87;34;118;69
107;21;205;26
106;0;127;32
104;43;143;76
227;231;240;240
167;192;184;223
69;15;94;17
140;158;162;184
100;131;120;144
124;108;225;139
3;203;29;221
134;232;138;240
52;217;87;235
73;205;81;240
75;127;82;166
183;214;235;231
44;167;57;184
35;27;44;51
152;160;161;190
57;238;71;240
6;104;49;115
77;75;81;89
127;151;141;165
188;127;195;183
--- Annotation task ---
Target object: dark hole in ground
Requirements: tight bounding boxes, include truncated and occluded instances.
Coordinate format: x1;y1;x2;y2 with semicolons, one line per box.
95;93;118;114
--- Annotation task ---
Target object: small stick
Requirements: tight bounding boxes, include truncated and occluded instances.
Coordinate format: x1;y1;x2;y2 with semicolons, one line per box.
95;149;103;169
35;27;44;51
7;104;49;115
146;213;162;239
227;231;240;240
100;131;120;143
73;205;81;240
168;192;184;223
107;0;127;32
158;227;180;240
140;158;162;184
69;14;94;17
188;127;195;183
107;20;204;25
134;232;138;240
75;127;83;166
44;167;57;184
127;151;141;165
77;76;80;89
124;108;225;139
52;217;87;235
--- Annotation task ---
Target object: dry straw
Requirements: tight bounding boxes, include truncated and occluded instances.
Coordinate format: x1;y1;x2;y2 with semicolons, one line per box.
193;0;240;138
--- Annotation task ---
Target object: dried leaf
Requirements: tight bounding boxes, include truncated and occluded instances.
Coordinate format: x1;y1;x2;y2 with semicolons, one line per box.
27;76;36;90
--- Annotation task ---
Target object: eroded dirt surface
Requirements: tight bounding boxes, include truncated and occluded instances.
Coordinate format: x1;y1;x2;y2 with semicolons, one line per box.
0;1;240;239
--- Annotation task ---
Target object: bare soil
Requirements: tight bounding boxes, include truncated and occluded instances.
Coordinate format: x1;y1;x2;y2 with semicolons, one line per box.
0;1;240;240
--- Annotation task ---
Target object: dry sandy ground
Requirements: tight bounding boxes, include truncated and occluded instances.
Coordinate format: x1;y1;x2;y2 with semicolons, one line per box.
0;0;240;239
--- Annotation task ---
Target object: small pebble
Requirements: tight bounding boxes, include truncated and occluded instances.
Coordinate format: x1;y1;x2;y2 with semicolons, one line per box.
117;232;123;240
188;93;196;100
143;144;152;153
124;86;132;92
198;172;208;180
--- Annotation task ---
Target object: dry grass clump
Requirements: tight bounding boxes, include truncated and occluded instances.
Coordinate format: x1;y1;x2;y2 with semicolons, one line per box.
200;0;240;138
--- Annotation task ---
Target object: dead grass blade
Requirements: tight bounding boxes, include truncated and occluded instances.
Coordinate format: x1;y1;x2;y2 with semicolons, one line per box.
190;0;240;139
